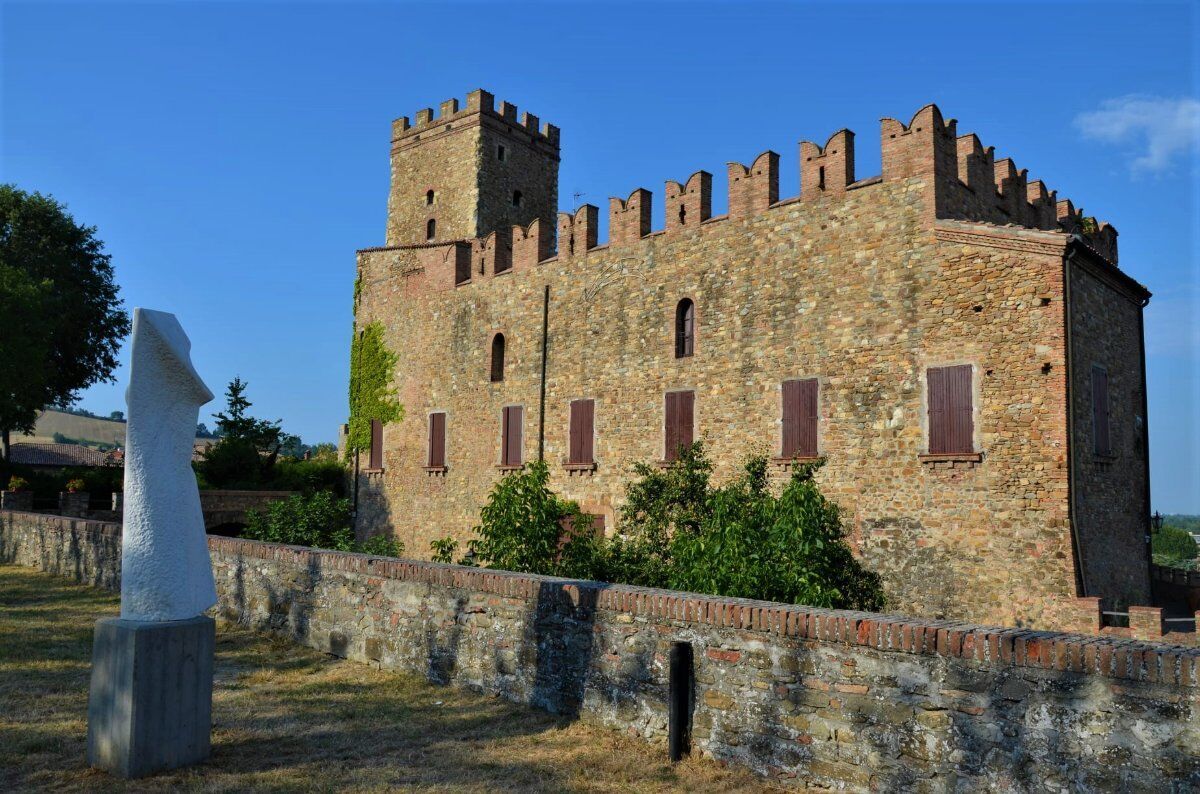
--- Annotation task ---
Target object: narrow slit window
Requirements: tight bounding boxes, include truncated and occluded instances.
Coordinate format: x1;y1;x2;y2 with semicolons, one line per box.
426;218;436;240
1092;366;1111;456
674;299;695;358
512;190;523;208
490;333;505;382
927;365;974;455
425;189;435;206
497;144;506;162
818;165;826;191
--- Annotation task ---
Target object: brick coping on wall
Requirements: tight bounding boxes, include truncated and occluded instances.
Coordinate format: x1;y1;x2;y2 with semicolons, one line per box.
5;509;1198;689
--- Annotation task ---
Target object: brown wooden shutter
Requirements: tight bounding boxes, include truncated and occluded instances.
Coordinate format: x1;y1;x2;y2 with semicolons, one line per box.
428;413;446;468
947;365;973;454
1092;367;1110;455
502;406;523;465
927;365;973;454
798;378;819;458
782;379;818;458
369;419;383;469
781;380;800;458
665;391;694;461
569;399;594;463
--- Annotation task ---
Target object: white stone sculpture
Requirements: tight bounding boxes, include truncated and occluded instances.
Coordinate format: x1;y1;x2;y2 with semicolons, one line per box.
120;308;217;621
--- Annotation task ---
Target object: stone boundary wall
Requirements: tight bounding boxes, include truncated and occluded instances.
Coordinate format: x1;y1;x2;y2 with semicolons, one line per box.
3;510;1197;790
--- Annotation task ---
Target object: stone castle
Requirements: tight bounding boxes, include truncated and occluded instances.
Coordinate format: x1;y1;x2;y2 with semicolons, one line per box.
349;89;1152;630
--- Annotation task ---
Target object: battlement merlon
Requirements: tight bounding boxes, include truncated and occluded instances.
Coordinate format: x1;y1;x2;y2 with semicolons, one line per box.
391;89;561;149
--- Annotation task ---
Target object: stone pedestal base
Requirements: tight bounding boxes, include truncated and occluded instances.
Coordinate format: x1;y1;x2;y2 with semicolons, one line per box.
87;616;214;778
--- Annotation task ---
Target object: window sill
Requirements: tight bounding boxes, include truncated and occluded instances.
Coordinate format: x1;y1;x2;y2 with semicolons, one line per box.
361;468;384;477
918;452;983;464
423;465;448;476
496;464;524;472
563;461;596;475
770;455;823;467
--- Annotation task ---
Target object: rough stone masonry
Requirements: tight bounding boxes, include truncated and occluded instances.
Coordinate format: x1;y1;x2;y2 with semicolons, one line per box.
350;90;1152;631
3;511;1197;791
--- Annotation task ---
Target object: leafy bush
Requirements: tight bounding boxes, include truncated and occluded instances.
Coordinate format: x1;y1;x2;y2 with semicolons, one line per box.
267;458;347;496
244;491;405;557
462;443;885;611
358;534;405;558
469;460;595;578
669;458;884;609
6;476;29;492
64;478;86;493
1152;524;1198;569
244;491;355;551
430;536;459;564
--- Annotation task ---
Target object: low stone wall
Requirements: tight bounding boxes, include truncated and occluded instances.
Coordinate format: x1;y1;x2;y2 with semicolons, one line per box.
3;509;1198;790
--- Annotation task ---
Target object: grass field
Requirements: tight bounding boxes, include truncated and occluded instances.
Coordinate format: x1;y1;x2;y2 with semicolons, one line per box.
16;409;129;447
0;565;770;792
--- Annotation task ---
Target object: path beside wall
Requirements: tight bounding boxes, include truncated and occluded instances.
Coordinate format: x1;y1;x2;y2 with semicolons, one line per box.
3;509;1198;790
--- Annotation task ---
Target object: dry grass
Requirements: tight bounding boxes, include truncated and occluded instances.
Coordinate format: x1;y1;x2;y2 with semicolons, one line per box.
0;565;772;792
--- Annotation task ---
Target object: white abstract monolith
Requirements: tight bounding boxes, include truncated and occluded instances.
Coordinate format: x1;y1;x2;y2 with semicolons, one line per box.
119;307;217;620
89;308;218;778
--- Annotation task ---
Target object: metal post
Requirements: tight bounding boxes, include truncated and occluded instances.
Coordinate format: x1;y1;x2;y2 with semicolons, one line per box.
538;285;550;461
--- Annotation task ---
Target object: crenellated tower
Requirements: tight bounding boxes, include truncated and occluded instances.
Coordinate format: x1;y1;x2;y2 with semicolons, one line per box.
385;89;560;248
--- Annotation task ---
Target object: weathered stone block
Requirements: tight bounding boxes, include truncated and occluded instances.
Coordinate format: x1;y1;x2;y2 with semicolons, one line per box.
86;616;214;779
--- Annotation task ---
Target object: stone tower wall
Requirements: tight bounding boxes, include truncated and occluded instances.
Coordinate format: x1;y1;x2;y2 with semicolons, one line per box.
385;90;559;247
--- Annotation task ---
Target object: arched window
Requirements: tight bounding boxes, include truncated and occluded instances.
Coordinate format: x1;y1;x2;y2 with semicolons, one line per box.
674;299;695;358
512;190;523;208
490;333;505;382
426;218;436;240
425;189;435;206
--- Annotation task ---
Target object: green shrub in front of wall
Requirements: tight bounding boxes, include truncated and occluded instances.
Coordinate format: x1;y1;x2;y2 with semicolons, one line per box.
346;321;402;457
243;490;405;558
1152;524;1199;570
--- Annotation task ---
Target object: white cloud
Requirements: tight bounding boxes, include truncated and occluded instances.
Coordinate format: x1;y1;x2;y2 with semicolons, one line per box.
1074;95;1200;176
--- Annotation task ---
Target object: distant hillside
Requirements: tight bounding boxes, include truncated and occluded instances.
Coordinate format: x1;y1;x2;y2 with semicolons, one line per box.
17;409;127;447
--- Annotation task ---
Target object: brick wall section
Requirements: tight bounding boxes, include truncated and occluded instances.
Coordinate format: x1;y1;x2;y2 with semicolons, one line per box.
1067;256;1152;606
4;510;1198;790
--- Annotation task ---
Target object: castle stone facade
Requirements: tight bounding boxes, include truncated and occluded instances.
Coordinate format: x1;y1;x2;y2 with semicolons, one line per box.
350;89;1152;630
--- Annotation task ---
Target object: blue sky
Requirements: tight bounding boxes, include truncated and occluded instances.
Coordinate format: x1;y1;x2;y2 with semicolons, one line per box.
2;2;1197;511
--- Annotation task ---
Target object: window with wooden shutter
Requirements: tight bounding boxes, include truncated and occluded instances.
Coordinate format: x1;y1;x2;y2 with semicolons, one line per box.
926;365;974;455
781;378;819;458
501;405;523;467
568;399;595;464
1092;366;1111;456
664;390;695;462
368;418;383;470
675;299;695;358
427;412;446;469
490;334;505;382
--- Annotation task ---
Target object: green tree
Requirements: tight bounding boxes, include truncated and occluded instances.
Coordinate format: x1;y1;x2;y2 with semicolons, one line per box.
469;460;596;578
199;377;285;488
0;186;129;459
668;458;884;610
1152;524;1199;570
